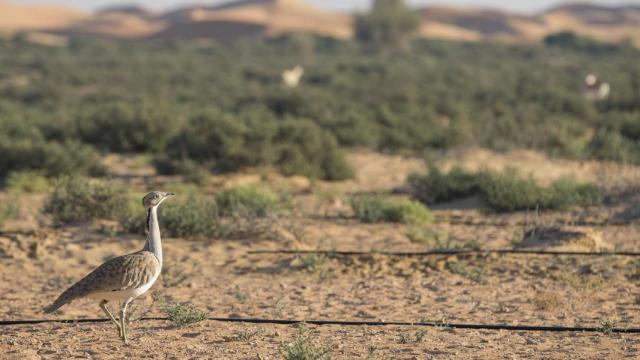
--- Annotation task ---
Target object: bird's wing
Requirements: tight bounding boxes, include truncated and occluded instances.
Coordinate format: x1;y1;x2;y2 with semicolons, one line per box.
45;251;161;313
64;251;160;296
76;251;161;294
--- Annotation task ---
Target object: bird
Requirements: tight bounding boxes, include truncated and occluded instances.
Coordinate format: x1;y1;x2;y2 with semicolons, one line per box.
282;65;304;88
44;191;175;344
583;73;610;101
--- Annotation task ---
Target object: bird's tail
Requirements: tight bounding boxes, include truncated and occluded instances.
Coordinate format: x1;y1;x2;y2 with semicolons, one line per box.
43;290;74;314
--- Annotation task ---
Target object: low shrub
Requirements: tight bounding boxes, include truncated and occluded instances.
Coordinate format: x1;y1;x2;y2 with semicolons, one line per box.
0;201;20;228
120;195;219;238
44;177;129;224
162;112;354;181
350;195;433;224
160;197;220;238
216;185;285;217
280;322;331;360
74;103;176;153
0;138;103;179
153;156;209;185
274;118;355;181
586;129;640;163
480;169;552;212
547;178;602;209
409;167;602;212
408;166;484;204
156;295;208;327
5;170;49;193
481;170;601;212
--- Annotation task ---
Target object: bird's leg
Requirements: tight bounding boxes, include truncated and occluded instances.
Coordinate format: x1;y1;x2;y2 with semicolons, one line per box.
120;299;132;344
99;300;121;336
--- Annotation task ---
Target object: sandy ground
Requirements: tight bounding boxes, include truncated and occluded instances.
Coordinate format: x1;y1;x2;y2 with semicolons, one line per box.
3;322;639;359
2;150;640;358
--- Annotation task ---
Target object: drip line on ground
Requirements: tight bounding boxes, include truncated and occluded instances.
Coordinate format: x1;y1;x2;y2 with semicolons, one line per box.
1;317;638;333
247;249;640;257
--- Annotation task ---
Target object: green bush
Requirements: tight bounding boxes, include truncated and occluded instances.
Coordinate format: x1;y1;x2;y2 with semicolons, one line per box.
409;168;602;212
153;156;209;185
160;197;220;238
481;170;602;212
275;118;355;180
350;195;433;224
156;295;208;327
2;36;640;180
44;177;129;224
75;103;176;152
408;166;484;204
480;169;553;212
383;199;434;224
164;109;285;172
120;195;219;238
586;129;640;163
548;178;602;209
280;322;331;360
215;185;284;217
162;113;354;181
0;138;103;179
5;170;49;193
0;201;20;228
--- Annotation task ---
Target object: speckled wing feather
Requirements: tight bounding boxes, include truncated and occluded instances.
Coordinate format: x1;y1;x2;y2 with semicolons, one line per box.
44;251;160;313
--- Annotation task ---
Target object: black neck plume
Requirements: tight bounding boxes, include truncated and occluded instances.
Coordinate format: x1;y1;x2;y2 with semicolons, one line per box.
146;208;151;234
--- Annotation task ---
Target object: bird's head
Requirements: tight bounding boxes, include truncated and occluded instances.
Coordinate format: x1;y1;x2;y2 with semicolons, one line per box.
142;191;175;209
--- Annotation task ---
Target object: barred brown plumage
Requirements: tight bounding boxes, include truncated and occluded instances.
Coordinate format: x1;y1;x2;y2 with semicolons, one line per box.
44;191;174;344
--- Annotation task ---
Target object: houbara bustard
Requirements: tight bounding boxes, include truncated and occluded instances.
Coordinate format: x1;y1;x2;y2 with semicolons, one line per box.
44;191;174;343
282;65;304;88
583;73;610;101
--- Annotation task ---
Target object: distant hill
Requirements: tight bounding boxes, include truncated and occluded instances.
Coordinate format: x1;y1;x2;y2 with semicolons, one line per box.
1;0;638;46
154;0;351;41
543;4;640;45
418;3;640;45
0;0;86;32
418;6;547;42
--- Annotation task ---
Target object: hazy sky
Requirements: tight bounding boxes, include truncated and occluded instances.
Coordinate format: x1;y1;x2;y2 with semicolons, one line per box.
14;0;640;13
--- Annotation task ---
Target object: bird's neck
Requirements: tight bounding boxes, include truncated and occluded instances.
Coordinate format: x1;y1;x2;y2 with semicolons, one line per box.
143;206;162;265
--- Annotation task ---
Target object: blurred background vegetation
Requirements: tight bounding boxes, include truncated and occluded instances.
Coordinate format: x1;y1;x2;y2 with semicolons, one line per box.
0;0;639;184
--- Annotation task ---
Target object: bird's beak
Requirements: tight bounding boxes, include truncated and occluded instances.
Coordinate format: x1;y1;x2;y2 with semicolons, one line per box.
166;192;175;197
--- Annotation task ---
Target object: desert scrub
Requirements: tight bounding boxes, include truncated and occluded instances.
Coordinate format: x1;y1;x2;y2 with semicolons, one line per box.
350;195;433;224
153;156;209;185
409;167;601;212
532;291;562;310
482;170;601;212
156;295;208;327
161;196;220;238
44;177;129;224
121;195;219;238
216;184;288;217
406;227;448;249
5;170;49;193
280;322;331;360
0;137;103;179
0;201;20;228
408;166;484;204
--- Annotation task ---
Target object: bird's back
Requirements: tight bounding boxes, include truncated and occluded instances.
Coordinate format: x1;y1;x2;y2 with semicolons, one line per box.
44;251;161;313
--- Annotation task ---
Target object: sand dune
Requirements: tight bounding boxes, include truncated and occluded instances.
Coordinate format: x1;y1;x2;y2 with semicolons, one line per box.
156;0;351;40
0;0;87;32
543;4;640;46
0;0;638;45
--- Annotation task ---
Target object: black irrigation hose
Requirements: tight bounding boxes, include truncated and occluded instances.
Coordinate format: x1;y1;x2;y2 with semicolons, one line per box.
248;249;640;257
1;317;638;333
439;220;633;227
